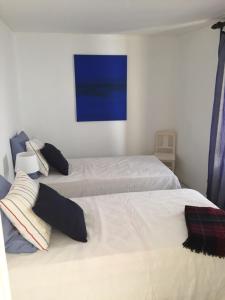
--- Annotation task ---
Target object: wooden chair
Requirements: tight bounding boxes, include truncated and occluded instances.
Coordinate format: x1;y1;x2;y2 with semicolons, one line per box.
154;130;176;172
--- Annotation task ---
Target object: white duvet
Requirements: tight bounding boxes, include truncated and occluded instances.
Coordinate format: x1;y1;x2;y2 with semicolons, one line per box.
38;155;180;198
7;189;225;300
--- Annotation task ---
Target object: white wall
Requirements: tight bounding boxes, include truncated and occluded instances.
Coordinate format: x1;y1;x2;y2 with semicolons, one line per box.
175;27;219;194
0;18;14;300
0;20;20;181
15;33;177;158
14;27;219;195
0;214;11;300
126;35;178;154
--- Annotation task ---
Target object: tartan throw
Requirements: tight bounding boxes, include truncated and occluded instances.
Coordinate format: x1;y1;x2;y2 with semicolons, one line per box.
183;205;225;258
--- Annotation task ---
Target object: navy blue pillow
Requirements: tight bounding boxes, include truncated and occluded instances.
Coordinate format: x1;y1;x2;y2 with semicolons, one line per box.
33;184;87;242
40;143;69;175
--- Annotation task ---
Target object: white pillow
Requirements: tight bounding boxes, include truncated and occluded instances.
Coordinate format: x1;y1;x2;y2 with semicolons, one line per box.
26;139;49;176
30;138;45;150
0;171;51;250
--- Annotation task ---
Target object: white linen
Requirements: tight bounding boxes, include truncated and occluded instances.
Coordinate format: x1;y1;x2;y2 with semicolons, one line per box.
7;189;225;300
38;155;181;197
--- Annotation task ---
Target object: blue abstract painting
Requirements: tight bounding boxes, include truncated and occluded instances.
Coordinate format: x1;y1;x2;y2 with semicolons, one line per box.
74;55;127;122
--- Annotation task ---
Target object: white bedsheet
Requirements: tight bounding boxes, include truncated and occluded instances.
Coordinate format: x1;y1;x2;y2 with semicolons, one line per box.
38;155;181;197
7;189;225;300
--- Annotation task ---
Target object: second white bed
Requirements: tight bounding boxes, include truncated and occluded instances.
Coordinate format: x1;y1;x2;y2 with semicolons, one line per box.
38;155;180;197
7;189;225;300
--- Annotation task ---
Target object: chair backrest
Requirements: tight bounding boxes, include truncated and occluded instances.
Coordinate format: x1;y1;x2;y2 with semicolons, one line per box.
154;130;176;154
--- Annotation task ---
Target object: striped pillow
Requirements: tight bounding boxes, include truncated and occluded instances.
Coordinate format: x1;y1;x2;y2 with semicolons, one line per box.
0;171;51;250
26;140;49;176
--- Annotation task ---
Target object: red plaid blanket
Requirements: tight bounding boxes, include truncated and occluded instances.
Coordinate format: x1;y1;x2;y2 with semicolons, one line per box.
183;205;225;258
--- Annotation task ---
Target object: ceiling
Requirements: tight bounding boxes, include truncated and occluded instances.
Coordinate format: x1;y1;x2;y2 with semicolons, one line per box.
0;0;225;34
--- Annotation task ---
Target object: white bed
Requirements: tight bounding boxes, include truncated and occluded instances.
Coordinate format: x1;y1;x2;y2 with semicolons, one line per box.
7;189;225;300
38;155;181;197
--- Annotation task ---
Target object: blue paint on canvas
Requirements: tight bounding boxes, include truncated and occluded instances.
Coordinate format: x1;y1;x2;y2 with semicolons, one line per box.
74;55;127;122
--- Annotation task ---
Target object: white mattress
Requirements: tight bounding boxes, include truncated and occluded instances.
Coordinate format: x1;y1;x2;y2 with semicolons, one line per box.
7;189;225;300
38;155;181;197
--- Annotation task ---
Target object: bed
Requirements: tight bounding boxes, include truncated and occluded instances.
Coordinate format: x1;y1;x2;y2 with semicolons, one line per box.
37;155;181;197
7;189;225;300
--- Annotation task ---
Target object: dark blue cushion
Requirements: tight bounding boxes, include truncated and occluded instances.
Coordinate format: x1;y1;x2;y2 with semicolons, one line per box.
10;131;29;167
33;184;87;242
40;143;69;175
0;175;37;253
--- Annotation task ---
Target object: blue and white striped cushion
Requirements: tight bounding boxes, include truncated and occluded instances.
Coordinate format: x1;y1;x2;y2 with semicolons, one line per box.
0;171;51;250
26;140;49;176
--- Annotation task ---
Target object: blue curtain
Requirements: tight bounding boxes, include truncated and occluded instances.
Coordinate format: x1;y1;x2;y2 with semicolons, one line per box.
207;30;225;208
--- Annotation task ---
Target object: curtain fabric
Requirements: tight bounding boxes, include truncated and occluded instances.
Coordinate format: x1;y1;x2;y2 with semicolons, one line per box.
207;30;225;208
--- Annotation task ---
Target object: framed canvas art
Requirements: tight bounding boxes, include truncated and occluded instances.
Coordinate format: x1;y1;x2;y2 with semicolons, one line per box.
74;55;127;122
